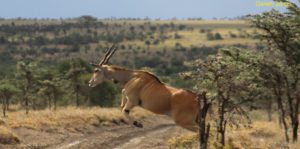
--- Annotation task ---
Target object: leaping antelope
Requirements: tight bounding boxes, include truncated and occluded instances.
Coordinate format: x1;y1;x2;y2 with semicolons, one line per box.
89;45;199;131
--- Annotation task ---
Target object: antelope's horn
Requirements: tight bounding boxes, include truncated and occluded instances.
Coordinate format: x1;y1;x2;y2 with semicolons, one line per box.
99;45;115;65
103;46;118;64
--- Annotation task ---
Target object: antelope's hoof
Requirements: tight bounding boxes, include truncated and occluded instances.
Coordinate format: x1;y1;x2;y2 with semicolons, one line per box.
133;121;143;128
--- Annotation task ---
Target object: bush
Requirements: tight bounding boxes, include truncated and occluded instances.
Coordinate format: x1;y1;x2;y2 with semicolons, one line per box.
207;32;223;40
90;81;119;107
174;33;181;39
214;32;223;40
178;24;186;30
229;31;237;38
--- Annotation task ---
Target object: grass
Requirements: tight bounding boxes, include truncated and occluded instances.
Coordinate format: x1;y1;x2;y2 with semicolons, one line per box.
168;111;300;149
0;106;152;145
0;126;20;144
168;133;198;149
1;106;152;133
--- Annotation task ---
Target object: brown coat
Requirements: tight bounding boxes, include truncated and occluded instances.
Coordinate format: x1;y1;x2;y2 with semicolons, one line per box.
89;65;199;131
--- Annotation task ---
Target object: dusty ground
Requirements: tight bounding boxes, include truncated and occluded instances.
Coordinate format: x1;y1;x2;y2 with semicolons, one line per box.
0;115;192;149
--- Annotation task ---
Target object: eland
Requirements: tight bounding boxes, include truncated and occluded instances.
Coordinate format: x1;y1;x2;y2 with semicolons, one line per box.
89;45;199;131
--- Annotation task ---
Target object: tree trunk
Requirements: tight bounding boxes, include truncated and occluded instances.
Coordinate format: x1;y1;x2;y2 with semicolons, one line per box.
221;129;225;146
284;76;300;142
200;124;210;149
53;88;59;111
292;120;299;142
267;99;272;121
25;96;29;115
54;97;57;111
278;111;282;128
219;121;226;146
76;91;79;107
75;85;80;107
25;72;32;115
276;91;289;142
48;94;52;110
2;98;6;117
32;99;36;111
6;98;9;111
218;95;226;146
198;92;211;149
273;82;290;142
292;92;300;142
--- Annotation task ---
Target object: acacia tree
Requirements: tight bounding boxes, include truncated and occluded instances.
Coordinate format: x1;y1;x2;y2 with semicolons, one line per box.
182;48;256;147
0;81;19;117
249;0;300;142
145;40;151;50
66;59;86;107
16;61;37;114
51;78;63;111
41;79;63;110
38;68;63;111
39;80;53;110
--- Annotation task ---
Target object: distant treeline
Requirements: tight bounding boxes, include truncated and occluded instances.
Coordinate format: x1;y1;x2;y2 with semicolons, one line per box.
0;16;253;115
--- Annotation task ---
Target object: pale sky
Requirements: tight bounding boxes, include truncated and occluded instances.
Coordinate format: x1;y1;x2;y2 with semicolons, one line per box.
0;0;297;19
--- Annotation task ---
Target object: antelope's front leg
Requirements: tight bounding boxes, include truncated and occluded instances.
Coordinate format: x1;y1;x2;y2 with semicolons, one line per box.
121;95;143;128
120;89;127;109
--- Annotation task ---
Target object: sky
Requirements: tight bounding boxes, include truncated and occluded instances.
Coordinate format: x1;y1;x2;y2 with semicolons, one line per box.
0;0;297;19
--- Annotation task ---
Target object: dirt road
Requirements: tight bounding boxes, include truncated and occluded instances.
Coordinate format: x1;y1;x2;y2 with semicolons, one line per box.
1;116;193;149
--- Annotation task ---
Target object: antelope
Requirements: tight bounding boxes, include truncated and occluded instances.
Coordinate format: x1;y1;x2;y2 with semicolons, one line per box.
89;45;199;131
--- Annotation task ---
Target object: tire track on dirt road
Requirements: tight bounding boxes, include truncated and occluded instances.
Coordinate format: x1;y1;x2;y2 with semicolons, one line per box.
54;123;177;149
114;124;178;149
52;117;191;149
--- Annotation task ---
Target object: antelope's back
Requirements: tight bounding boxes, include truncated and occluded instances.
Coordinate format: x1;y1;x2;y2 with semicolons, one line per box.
135;72;173;115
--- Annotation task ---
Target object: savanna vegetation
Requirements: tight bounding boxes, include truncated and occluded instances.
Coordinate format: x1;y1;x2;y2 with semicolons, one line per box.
0;0;299;148
172;0;300;148
0;14;257;113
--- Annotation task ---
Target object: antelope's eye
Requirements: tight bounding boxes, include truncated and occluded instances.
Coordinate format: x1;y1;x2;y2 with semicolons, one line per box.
94;69;99;73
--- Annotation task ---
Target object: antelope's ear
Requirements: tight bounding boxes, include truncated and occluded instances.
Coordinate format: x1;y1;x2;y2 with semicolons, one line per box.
90;63;101;68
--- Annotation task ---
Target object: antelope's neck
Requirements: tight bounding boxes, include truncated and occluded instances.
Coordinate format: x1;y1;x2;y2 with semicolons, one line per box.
103;66;133;86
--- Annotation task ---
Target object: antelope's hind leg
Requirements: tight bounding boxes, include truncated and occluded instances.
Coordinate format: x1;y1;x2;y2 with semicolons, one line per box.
173;110;199;132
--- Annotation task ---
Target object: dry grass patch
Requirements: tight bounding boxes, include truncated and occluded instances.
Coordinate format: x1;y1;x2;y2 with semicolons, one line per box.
3;106;152;132
168;121;300;149
168;133;198;149
0;126;20;144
